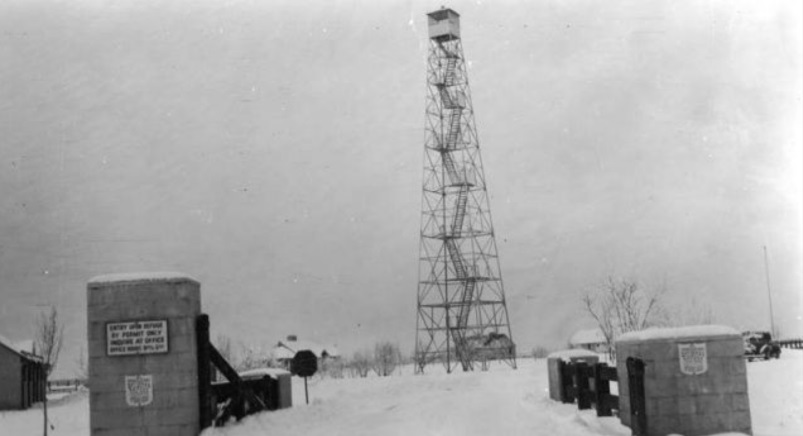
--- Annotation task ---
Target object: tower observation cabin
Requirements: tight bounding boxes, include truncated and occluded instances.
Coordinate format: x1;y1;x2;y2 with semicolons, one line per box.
427;8;461;41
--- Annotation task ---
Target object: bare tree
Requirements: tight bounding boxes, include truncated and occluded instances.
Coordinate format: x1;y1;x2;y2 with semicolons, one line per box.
235;343;259;371
75;345;88;381
214;334;235;365
35;306;64;377
583;276;661;361
349;351;372;378
531;346;550;360
319;358;345;379
35;306;64;436
372;341;401;377
236;342;273;371
659;296;717;327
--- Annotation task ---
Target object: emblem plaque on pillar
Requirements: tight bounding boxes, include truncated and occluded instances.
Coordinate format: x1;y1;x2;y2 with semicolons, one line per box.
678;342;708;375
125;375;154;407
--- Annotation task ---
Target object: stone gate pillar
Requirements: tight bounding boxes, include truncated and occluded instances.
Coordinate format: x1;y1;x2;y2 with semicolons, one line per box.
616;325;751;436
87;273;201;436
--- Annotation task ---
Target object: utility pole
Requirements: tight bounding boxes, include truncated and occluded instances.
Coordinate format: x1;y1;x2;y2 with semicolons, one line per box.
763;245;776;337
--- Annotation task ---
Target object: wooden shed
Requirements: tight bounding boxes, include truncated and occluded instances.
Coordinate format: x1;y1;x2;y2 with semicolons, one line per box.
0;334;47;410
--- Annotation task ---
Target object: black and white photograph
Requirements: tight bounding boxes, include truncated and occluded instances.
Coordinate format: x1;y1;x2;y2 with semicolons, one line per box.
0;1;801;435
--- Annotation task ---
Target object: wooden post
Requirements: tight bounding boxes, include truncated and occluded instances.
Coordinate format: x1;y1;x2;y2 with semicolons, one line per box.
21;362;26;409
576;362;591;410
594;363;612;416
196;314;212;430
558;361;571;403
43;362;49;436
304;377;309;405
28;363;33;407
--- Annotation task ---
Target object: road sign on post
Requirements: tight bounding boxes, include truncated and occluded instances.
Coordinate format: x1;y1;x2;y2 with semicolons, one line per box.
291;350;318;404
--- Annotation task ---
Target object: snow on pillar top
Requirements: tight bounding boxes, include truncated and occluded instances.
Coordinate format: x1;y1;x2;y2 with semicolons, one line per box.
88;271;199;287
617;325;739;343
546;349;600;363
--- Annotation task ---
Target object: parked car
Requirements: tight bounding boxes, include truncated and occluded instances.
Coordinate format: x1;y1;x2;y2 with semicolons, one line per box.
742;331;781;361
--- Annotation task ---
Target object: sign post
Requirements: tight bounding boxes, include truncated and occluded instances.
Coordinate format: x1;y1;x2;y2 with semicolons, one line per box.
290;350;318;405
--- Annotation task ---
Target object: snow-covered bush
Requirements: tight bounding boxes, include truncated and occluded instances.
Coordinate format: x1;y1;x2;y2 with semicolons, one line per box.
212;335;276;377
349;351;372;378
319;358;346;379
531;346;550;360
372;341;401;377
237;344;276;371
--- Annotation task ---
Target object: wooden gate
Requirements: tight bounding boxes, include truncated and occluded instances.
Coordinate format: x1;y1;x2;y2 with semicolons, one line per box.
626;357;647;436
556;360;619;417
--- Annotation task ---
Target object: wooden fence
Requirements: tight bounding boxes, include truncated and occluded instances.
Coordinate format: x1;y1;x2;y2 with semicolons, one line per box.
197;314;268;428
557;360;619;417
778;338;803;350
48;378;84;393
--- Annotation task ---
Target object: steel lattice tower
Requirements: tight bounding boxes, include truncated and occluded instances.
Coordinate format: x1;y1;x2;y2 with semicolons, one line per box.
415;8;516;373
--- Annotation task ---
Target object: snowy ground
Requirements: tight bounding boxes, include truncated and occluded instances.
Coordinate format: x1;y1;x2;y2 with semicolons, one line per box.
1;350;801;436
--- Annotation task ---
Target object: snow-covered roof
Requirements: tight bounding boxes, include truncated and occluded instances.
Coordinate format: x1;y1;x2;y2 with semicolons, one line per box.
272;339;340;359
667;434;749;436
272;346;295;360
0;334;42;362
88;272;199;286
14;339;36;354
618;325;739;343
0;333;20;354
547;349;599;362
239;367;291;380
569;328;606;346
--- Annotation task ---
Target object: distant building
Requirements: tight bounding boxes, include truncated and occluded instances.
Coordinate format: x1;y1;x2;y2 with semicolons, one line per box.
0;334;46;410
271;335;340;368
569;328;608;354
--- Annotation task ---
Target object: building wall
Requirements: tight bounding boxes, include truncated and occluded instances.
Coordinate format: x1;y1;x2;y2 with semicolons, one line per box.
0;346;22;410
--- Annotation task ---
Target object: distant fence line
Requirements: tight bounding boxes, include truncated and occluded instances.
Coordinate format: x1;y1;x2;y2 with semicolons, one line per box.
47;378;84;392
777;339;803;350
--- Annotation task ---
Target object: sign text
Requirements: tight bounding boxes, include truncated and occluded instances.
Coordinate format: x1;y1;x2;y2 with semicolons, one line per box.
107;320;168;356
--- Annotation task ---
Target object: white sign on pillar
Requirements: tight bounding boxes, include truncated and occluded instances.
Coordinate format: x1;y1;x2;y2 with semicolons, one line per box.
107;320;169;356
125;375;154;407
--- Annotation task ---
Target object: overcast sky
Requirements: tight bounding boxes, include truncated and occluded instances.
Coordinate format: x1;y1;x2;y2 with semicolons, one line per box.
1;0;800;378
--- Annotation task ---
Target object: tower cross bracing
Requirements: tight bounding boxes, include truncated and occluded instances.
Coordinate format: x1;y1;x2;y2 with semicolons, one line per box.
415;8;516;373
